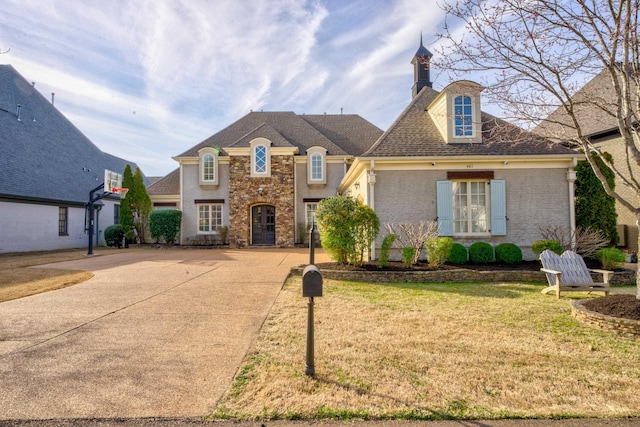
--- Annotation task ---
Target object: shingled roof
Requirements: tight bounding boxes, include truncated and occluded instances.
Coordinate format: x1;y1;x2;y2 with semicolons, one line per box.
147;168;179;196
176;111;382;158
0;65;144;205
364;86;577;158
536;69;624;141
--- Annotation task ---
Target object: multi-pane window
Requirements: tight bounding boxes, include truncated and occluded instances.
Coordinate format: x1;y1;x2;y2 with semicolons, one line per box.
198;204;223;233
454;95;473;137
310;153;323;181
254;145;267;174
58;207;68;236
452;181;487;234
203;154;215;181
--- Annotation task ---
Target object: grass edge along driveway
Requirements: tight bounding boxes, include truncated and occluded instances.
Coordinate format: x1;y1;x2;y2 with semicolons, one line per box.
212;279;639;421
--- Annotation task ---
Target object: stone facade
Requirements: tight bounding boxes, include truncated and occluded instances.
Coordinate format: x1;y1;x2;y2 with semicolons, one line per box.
228;155;295;247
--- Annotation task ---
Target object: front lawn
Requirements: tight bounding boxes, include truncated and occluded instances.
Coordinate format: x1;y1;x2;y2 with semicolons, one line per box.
212;279;639;420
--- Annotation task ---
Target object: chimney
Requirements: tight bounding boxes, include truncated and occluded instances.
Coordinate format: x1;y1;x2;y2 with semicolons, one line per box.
16;104;22;121
51;92;55;105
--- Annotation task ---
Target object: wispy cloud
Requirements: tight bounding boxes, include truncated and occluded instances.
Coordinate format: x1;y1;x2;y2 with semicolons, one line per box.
0;0;448;176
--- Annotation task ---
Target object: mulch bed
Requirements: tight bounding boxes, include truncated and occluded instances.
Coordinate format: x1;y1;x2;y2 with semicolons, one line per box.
316;260;640;321
583;294;640;321
316;260;542;272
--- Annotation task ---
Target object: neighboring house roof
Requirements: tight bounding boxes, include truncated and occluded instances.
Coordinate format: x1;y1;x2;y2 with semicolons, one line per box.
364;86;577;158
536;69;623;141
147;168;180;196
0;64;144;205
176;111;383;158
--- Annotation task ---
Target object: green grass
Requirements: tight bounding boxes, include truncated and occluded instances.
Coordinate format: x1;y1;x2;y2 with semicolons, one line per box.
211;279;640;421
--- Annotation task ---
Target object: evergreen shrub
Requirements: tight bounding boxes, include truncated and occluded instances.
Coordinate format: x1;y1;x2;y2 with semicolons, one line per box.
597;247;625;270
495;243;523;264
104;224;125;248
402;246;415;266
448;243;468;265
425;237;453;268
469;242;494;263
378;234;397;269
532;239;562;256
149;210;182;244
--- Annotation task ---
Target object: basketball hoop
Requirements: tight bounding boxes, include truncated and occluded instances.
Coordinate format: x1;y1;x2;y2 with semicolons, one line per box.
111;187;129;198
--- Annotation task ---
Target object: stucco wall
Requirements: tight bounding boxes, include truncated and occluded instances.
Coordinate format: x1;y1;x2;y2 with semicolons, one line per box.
0;199;120;253
180;162;230;244
294;161;344;242
372;168;572;260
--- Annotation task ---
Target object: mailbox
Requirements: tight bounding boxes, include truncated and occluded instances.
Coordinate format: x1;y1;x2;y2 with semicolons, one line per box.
302;264;323;297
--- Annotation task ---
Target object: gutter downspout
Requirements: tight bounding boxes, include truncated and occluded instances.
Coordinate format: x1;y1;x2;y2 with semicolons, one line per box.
369;160;376;260
567;163;577;250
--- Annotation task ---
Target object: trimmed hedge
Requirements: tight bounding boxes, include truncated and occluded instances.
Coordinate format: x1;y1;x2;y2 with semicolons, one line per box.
105;224;125;248
448;243;468;265
495;243;523;264
469;242;494;263
149;210;182;244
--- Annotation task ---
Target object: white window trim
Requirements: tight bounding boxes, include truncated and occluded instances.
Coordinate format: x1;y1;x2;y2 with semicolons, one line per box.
198;147;219;185
452;179;490;236
306;146;327;184
250;138;271;177
197;203;224;234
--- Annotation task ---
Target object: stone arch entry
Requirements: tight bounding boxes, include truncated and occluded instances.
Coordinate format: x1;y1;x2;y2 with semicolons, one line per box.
251;204;276;245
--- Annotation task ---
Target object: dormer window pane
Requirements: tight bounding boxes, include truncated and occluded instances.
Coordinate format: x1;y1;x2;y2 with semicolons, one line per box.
454;96;473;137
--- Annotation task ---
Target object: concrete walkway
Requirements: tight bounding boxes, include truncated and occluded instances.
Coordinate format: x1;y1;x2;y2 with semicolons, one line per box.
0;248;326;420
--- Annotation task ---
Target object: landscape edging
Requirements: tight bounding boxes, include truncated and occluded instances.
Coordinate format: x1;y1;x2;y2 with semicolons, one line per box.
571;299;640;337
290;266;635;285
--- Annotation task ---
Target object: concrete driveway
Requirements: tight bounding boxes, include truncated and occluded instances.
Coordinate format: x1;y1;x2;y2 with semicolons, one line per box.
0;248;326;420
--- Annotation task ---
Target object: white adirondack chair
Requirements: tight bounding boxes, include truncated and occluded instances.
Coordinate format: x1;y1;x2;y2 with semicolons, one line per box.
540;249;612;299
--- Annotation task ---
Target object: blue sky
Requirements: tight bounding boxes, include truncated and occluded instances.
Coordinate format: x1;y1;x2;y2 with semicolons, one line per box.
0;0;454;176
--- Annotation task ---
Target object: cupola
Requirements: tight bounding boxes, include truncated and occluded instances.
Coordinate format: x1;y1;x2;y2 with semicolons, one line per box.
411;34;433;97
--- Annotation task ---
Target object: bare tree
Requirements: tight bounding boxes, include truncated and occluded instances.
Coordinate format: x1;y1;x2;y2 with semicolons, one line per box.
435;0;640;298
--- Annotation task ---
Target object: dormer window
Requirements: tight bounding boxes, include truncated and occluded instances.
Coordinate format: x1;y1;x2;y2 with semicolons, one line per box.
427;80;484;144
250;138;271;177
306;146;327;185
198;147;219;185
454;95;474;137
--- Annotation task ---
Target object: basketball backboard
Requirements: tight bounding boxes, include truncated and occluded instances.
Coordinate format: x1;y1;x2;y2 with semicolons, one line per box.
104;169;123;193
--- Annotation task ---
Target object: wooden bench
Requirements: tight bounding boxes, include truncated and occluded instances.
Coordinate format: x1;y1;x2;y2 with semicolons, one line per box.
540;249;611;299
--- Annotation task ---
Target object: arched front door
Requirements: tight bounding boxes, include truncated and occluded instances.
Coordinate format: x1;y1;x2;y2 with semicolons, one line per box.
252;205;276;245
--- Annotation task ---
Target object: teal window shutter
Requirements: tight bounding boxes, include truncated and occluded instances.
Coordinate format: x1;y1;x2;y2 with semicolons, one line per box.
490;179;506;235
436;180;453;236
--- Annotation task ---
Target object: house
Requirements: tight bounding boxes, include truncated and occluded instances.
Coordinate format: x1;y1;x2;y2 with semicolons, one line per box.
337;40;581;261
148;112;383;246
536;69;638;252
149;39;580;260
0;65;144;253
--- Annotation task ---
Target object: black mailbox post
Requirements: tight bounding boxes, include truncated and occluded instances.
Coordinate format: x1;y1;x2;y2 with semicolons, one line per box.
303;263;322;376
